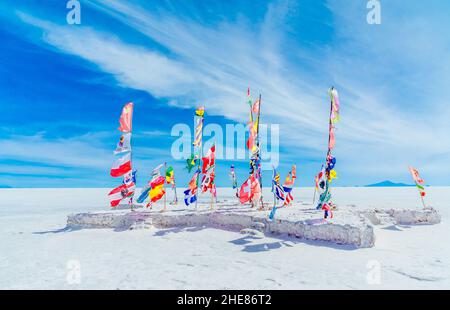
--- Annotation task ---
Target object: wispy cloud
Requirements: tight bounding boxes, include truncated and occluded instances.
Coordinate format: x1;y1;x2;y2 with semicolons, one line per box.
7;0;450;184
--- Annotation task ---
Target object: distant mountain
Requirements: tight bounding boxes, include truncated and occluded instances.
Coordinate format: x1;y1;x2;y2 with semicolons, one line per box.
365;180;414;187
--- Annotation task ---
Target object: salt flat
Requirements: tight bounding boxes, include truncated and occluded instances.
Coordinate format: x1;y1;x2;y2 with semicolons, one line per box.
0;187;448;289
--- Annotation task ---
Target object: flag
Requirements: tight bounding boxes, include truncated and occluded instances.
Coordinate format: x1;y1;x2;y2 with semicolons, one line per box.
246;120;258;152
149;175;166;203
188;169;200;191
329;88;340;124
193;117;204;147
202;145;216;174
110;153;132;177
122;170;137;195
252;99;260;114
195;106;205;117
230;165;237;189
166;166;174;184
118;102;133;132
239;177;253;204
322;203;333;219
409;166;426;197
282;165;297;205
271;167;285;201
328;129;335;150
114;133;132;155
186;154;198;173
201;169;215;193
409;166;424;184
239;175;260;204
108;184;133;207
184;188;197;206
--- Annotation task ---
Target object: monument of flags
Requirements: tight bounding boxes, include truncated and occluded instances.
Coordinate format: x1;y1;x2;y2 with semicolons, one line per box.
105;89;435;223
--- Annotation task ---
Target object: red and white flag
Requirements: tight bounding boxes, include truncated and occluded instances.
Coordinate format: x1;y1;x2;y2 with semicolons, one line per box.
110;153;131;177
239;175;260;204
202;145;216;174
108;184;133;207
118;102;133;133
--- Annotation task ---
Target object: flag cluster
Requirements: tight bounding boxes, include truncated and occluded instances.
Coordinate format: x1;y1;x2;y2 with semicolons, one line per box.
108;102;136;207
240;88;263;207
269;165;297;220
184;107;207;206
316;88;340;218
136;164;169;207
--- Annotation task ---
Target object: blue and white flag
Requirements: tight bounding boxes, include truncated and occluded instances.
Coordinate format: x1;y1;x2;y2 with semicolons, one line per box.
184;189;197;206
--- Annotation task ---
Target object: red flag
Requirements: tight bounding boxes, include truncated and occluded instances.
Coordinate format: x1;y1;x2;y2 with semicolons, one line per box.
118;102;133;132
110;153;132;177
202;145;216;173
239;175;260;204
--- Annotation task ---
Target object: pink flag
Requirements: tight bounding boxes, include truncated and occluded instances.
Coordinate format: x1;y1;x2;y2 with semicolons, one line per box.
252;99;260;114
328;129;335;150
118;102;133;132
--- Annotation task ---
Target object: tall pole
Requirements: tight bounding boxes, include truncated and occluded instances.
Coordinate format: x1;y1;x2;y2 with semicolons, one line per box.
256;94;264;209
324;88;334;198
129;107;134;212
194;114;203;211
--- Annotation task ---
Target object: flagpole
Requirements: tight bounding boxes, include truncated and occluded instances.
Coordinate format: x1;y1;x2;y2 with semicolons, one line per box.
173;175;178;204
130;106;134;212
312;186;317;205
210;140;216;210
321;87;334;210
256;94;264;210
163;162;167;211
419;190;426;209
195;113;204;211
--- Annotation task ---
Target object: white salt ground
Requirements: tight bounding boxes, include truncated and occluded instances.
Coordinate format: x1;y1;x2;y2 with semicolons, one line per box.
0;187;448;289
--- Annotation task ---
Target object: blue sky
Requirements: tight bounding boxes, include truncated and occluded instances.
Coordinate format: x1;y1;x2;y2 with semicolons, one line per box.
0;0;449;188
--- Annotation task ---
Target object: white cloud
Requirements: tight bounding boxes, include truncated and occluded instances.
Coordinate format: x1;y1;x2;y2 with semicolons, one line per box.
13;0;450;184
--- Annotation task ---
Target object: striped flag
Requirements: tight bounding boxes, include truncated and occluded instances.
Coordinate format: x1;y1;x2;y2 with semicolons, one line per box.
110;153;132;177
108;184;133;207
282;165;297;206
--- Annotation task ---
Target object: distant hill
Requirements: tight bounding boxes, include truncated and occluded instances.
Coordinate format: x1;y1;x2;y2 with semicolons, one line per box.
365;180;414;187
